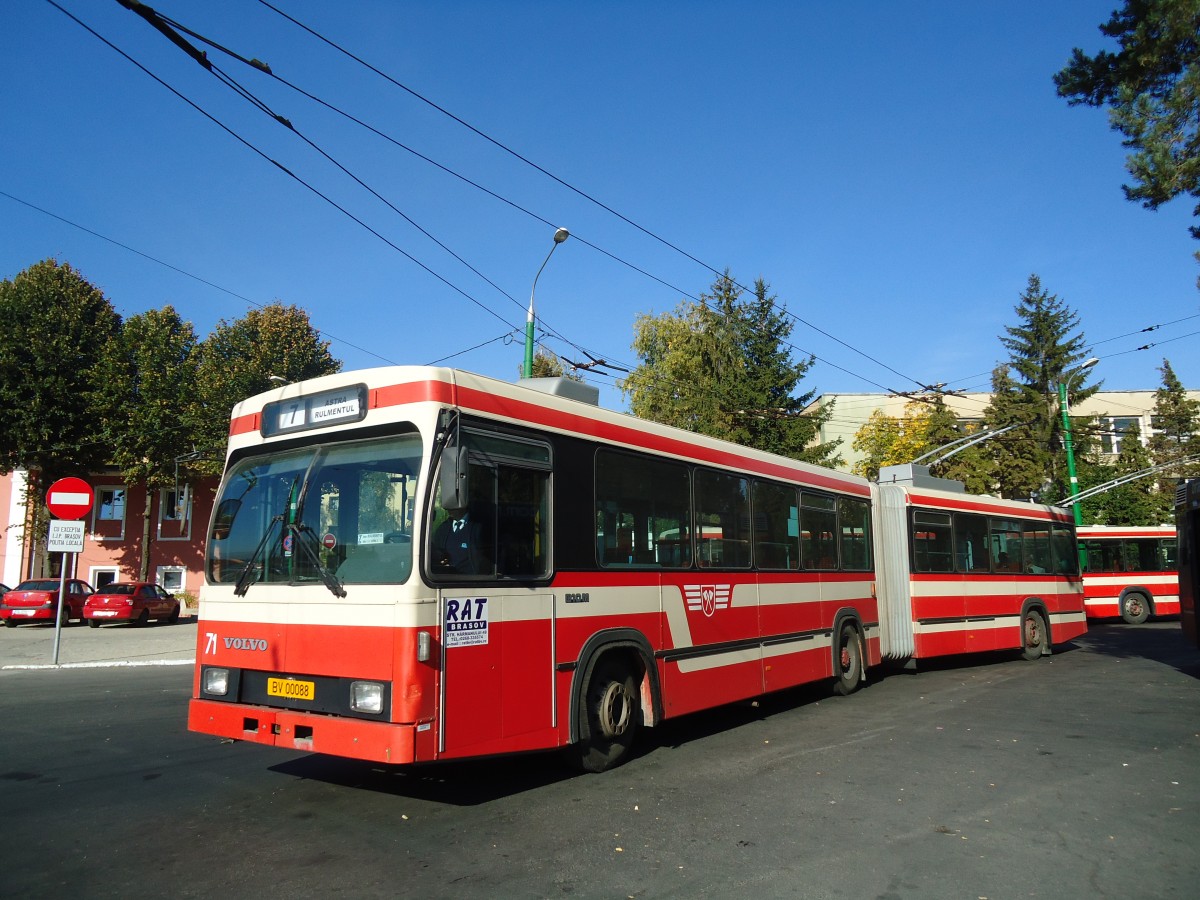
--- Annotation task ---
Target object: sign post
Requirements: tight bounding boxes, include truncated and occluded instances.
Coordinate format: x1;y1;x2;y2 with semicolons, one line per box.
45;477;94;665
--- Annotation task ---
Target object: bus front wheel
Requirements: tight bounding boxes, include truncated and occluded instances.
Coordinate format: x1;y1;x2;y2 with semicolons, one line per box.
570;657;640;773
1121;592;1150;625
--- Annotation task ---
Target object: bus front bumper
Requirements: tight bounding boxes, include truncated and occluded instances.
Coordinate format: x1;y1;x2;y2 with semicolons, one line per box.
188;698;423;765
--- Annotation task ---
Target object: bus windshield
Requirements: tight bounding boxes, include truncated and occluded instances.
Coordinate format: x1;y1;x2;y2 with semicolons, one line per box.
207;433;422;590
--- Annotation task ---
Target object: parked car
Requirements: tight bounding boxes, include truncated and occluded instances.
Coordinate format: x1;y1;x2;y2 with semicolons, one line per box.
83;582;181;627
0;579;94;626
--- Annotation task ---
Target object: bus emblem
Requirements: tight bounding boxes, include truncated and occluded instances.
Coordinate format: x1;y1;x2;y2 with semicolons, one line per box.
685;584;731;618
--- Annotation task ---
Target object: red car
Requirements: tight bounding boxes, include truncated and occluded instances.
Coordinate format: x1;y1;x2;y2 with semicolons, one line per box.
83;582;181;627
1;579;94;626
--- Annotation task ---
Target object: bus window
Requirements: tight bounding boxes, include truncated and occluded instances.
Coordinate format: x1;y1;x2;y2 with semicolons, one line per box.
1163;538;1178;571
839;497;872;571
800;492;838;569
953;513;989;573
751;481;800;570
429;429;550;579
1051;524;1079;575
990;518;1023;573
1021;523;1053;574
695;469;750;568
595;449;690;568
207;434;423;588
912;510;953;573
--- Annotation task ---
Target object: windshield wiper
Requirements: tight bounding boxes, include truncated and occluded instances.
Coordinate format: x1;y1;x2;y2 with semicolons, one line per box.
232;515;282;597
288;523;347;598
232;477;299;597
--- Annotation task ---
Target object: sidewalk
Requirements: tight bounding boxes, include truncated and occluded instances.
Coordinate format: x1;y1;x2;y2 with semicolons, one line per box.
0;615;197;670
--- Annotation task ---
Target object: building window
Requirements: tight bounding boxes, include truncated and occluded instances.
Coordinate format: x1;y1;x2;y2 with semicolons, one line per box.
93;487;127;540
157;566;186;593
90;567;120;589
1099;417;1143;455
158;488;192;541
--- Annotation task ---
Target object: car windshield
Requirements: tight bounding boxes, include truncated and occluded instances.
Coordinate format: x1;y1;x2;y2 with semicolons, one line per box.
207;432;422;590
16;580;60;591
100;584;138;595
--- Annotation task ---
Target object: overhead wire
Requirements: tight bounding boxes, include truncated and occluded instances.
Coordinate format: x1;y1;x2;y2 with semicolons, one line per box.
0;188;401;367
47;0;523;340
252;0;936;395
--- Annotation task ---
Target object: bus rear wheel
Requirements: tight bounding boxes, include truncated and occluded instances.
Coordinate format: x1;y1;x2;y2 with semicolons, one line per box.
1121;592;1150;625
569;657;640;773
1021;609;1048;660
833;621;864;696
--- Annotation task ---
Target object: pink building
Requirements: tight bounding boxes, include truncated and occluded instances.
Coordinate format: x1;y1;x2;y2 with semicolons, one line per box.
1;469;216;597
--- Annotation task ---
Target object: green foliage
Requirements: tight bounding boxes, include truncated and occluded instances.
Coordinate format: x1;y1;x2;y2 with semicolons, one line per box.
621;272;840;466
194;303;340;473
985;276;1098;501
850;398;993;492
1147;357;1200;488
524;348;582;381
1054;0;1200;248
1092;422;1172;524
91;306;201;486
0;259;121;485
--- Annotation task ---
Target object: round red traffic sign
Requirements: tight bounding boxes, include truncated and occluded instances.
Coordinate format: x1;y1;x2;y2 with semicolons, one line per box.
46;477;94;520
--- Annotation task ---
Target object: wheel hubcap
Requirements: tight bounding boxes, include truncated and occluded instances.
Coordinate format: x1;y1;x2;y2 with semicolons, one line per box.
598;682;633;738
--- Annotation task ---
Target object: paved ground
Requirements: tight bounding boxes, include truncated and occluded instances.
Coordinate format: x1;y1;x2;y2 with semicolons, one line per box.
0;615;197;669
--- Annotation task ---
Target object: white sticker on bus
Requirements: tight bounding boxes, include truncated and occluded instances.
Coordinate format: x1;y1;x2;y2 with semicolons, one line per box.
445;597;489;647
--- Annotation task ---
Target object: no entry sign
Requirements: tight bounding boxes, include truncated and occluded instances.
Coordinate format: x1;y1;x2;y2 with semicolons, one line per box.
46;477;94;520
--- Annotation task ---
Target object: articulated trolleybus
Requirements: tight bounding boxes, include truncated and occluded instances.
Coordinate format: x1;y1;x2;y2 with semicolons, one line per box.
189;367;1086;771
1078;525;1179;624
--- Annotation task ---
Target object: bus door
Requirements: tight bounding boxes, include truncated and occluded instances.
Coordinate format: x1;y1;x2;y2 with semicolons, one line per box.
437;590;557;758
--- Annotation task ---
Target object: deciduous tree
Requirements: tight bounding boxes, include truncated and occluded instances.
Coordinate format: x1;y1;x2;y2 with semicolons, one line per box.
0;259;121;486
194;303;341;473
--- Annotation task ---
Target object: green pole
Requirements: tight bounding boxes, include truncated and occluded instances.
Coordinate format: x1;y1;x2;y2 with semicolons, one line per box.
1058;380;1083;526
523;228;569;379
523;309;536;379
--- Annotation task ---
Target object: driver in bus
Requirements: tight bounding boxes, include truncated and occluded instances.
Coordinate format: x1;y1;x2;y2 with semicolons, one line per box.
432;512;487;574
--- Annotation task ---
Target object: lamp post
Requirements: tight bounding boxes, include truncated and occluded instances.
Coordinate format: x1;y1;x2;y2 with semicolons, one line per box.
523;227;570;379
1058;357;1099;525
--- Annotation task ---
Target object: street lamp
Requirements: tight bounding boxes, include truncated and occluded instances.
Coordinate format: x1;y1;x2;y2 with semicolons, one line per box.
1058;357;1099;524
523;227;570;379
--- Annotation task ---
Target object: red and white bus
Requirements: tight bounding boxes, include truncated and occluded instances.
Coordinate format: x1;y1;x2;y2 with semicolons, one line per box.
188;367;1085;771
1078;525;1179;624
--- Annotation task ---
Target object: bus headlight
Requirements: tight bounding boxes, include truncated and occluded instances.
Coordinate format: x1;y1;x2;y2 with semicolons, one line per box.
204;667;230;696
350;681;384;714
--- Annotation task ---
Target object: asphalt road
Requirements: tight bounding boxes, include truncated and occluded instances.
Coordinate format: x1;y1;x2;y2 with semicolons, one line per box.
1;620;1197;899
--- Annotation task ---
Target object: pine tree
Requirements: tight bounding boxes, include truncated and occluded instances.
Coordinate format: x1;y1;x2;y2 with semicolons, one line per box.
622;272;840;466
1147;358;1200;492
990;275;1099;500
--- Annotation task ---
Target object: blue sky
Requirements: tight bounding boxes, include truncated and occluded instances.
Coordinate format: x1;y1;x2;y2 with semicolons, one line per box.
3;1;1197;416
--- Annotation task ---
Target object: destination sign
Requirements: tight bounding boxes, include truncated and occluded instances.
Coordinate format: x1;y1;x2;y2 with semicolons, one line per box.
261;384;369;437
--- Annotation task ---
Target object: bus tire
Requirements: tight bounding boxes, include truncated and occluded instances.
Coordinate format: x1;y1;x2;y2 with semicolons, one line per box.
1021;608;1048;660
832;621;864;696
569;656;640;773
1120;592;1150;625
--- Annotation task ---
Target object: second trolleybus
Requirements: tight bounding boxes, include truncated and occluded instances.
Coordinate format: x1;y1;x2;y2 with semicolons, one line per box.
1078;525;1179;624
189;367;1086;771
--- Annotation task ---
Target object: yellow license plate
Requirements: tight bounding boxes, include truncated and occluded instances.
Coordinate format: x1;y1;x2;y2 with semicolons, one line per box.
267;677;315;701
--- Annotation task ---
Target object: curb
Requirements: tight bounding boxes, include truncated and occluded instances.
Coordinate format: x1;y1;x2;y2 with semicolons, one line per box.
3;659;194;671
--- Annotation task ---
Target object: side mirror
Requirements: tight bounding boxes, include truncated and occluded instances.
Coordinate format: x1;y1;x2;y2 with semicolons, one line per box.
438;446;470;513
